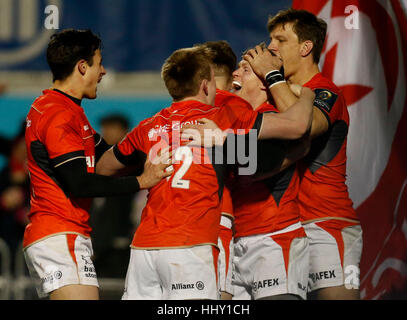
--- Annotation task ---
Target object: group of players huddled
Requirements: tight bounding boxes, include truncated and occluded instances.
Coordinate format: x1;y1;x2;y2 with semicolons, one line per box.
23;8;362;300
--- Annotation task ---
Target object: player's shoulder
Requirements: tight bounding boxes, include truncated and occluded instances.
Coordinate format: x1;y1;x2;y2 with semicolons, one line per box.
32;89;76;118
306;73;345;112
306;73;340;94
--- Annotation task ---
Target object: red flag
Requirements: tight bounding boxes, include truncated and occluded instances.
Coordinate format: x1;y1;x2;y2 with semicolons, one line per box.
292;0;407;299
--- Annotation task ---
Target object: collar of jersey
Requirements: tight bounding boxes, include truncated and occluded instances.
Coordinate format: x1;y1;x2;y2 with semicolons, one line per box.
169;99;208;112
43;89;84;112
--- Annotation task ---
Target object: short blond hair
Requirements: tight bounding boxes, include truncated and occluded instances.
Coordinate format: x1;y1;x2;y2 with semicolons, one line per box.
161;47;212;101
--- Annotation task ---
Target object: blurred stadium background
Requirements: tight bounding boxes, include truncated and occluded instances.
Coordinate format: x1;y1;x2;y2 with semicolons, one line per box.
1;0;407;300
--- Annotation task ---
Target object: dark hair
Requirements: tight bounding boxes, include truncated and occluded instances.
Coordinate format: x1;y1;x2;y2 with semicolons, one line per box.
161;47;212;101
100;114;129;131
267;8;327;64
198;40;237;79
46;29;102;82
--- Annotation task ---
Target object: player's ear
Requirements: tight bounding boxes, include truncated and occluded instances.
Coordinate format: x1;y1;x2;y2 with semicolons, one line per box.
202;79;209;96
300;40;314;58
78;60;87;76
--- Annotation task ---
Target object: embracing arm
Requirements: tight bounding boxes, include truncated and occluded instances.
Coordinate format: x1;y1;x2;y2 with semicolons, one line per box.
258;86;315;140
54;148;172;197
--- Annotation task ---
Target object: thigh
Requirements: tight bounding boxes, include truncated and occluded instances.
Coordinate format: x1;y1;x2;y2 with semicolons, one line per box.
122;249;162;300
231;238;252;300
24;233;99;299
50;284;99;300
253;229;308;300
305;221;363;293
232;229;308;300
158;245;219;300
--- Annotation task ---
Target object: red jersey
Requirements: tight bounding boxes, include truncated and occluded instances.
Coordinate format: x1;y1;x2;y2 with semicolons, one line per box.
24;89;96;248
299;73;357;222
214;89;254;221
115;99;260;249
232;103;301;238
220;185;233;220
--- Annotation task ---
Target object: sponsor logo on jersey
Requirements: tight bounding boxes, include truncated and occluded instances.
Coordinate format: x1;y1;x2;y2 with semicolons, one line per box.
41;270;63;284
309;270;336;283
313;88;338;114
252;278;280;291
297;282;307;291
171;281;204;291
147;120;200;140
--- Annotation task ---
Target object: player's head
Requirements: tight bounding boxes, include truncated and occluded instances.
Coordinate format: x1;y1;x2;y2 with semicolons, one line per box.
196;40;237;91
161;47;216;106
46;29;106;99
100;114;129;145
232;44;269;109
267;8;327;77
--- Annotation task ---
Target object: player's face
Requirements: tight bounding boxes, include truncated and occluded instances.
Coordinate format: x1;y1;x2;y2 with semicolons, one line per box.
83;49;106;99
268;23;302;79
232;60;265;101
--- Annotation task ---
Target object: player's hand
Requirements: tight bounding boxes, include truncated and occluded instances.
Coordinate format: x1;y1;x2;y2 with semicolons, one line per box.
243;45;283;79
181;118;227;148
299;86;316;100
137;146;174;189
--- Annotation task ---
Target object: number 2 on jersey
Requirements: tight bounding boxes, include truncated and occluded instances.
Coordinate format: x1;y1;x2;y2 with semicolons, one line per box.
168;146;193;189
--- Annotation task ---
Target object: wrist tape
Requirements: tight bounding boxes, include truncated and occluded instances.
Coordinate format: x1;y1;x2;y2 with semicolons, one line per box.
265;70;285;88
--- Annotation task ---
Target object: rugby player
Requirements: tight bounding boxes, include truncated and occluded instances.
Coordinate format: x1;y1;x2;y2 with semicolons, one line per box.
245;9;363;300
23;29;172;300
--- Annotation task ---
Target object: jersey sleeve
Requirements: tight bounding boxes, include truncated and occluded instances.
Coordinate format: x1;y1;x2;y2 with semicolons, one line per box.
114;124;147;166
313;88;343;127
40;108;86;167
210;95;263;134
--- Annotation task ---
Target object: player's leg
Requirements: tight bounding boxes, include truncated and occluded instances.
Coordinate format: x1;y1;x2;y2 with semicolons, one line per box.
122;249;162;300
218;221;234;300
305;221;363;300
257;227;309;300
259;293;301;300
159;245;219;300
24;234;99;300
308;285;360;300
233;227;308;300
231;237;252;300
50;284;99;300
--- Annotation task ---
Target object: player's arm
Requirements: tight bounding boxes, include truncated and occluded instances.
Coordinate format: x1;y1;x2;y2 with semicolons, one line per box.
53;149;172;197
258;86;314;140
93;132;112;163
96;147;126;176
244;45;328;139
267;83;329;139
181;86;314;146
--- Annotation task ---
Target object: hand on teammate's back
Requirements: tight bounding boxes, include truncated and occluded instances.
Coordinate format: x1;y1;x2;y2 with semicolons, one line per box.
181;118;226;148
138;146;174;189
